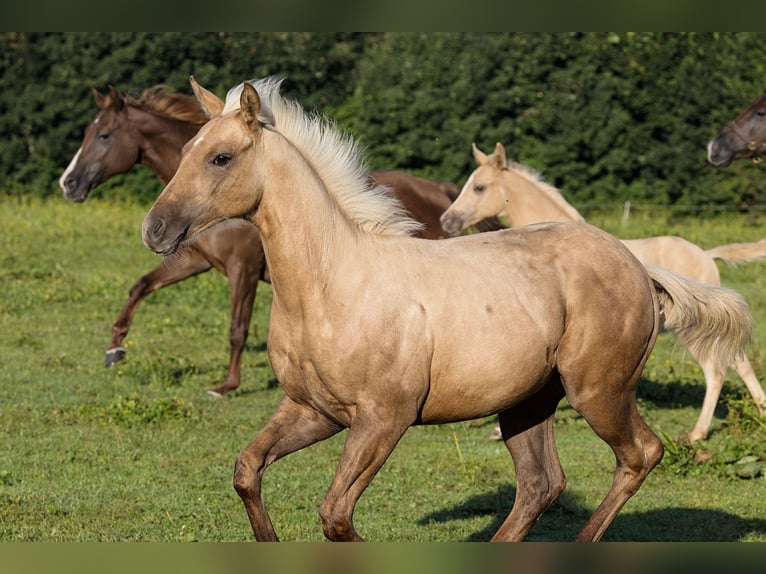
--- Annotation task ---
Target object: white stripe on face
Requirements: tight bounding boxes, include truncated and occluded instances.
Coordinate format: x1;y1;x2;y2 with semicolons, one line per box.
59;147;82;192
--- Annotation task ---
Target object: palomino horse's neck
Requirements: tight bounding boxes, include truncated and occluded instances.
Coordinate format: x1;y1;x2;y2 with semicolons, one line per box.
251;133;362;309
500;166;584;226
127;105;201;184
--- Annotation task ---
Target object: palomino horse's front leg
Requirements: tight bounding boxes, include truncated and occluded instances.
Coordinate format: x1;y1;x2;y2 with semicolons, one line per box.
233;396;342;541
319;409;414;541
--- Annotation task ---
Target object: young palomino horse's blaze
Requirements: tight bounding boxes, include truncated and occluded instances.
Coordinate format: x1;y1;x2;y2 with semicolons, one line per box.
142;77;751;541
59;85;502;397
440;142;766;441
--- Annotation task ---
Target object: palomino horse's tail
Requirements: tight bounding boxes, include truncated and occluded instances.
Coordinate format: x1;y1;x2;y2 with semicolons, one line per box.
706;238;766;266
646;265;752;374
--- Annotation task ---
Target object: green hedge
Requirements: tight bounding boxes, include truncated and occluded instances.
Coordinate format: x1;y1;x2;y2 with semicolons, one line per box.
2;32;765;208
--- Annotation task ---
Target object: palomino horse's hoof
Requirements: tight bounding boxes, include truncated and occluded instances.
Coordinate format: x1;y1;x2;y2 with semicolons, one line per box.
104;347;127;367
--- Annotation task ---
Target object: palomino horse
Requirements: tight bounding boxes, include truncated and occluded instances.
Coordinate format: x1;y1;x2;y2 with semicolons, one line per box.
59;85;500;396
708;90;766;167
441;142;766;441
142;77;752;541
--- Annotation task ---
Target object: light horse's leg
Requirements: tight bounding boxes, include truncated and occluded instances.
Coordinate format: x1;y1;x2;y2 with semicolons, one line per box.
233;396;343;541
105;248;212;366
567;370;664;542
491;378;567;541
687;354;766;442
319;403;418;541
734;354;766;416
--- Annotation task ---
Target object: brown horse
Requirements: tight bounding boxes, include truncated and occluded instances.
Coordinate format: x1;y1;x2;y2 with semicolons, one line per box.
441;142;766;441
59;85;500;396
142;77;752;541
707;90;766;167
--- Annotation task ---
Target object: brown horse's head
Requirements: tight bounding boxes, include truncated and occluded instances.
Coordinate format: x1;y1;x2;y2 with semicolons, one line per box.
59;87;144;202
142;78;272;256
708;90;766;167
440;142;510;236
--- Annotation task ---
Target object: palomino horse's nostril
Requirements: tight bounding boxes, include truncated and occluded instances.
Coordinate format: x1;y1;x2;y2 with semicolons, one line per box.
152;219;166;240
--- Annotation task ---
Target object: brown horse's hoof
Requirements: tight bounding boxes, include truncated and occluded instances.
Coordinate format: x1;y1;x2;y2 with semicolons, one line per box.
104;347;127;367
488;426;503;441
207;389;224;398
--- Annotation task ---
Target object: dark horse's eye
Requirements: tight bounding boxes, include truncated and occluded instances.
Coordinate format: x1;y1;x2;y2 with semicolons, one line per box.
212;154;232;166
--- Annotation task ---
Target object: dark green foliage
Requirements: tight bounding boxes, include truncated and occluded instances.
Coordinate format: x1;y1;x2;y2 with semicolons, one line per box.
2;32;766;207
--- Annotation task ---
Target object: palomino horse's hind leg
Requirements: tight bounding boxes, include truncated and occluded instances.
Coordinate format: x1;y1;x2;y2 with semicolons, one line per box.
688;354;766;442
233;396;343;541
686;358;726;442
568;387;663;542
105;249;212;366
735;354;766;416
491;379;567;542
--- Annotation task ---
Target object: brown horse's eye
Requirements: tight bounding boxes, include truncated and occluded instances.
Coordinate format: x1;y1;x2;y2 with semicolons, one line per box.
212;154;231;166
98;132;110;141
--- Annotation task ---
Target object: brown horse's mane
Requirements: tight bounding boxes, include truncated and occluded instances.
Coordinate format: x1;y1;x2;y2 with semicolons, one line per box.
127;85;208;126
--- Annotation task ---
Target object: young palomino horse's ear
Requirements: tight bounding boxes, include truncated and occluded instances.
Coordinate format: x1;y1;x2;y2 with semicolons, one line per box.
189;76;224;118
240;82;262;130
491;142;507;170
472;142;489;166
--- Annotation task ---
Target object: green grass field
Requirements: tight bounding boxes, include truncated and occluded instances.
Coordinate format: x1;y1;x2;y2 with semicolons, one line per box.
1;195;766;542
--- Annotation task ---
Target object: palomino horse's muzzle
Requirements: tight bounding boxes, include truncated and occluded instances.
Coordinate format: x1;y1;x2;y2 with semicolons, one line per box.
142;213;189;256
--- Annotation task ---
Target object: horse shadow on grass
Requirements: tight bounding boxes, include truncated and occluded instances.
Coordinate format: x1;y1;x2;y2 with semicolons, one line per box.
418;484;766;541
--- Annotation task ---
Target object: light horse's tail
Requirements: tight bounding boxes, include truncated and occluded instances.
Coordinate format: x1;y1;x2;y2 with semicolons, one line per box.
646;266;752;374
705;238;766;266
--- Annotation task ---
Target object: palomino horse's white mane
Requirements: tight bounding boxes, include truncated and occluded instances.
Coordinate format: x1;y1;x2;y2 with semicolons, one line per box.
223;77;422;237
506;160;585;222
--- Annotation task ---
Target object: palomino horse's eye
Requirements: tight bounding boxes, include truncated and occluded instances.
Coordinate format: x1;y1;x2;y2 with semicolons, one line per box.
474;184;486;194
212;154;232;167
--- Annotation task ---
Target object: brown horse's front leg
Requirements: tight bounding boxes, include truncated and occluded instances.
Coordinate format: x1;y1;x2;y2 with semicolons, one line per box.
234;396;343;541
319;410;414;541
105;249;212;366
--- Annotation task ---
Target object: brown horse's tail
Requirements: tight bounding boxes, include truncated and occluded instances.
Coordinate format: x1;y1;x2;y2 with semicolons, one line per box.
645;265;752;374
706;238;766;266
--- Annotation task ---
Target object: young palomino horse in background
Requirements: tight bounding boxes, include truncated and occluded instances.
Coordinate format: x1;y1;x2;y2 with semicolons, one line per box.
440;142;766;441
142;77;752;541
707;89;766;167
59;85;502;396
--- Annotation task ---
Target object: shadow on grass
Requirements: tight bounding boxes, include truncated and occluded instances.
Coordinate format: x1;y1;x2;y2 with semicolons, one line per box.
418;484;766;541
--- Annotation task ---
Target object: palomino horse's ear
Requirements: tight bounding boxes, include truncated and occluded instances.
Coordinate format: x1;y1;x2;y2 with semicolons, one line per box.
240;82;262;130
472;143;489;165
491;142;507;169
190;75;224;118
107;86;125;110
92;88;107;109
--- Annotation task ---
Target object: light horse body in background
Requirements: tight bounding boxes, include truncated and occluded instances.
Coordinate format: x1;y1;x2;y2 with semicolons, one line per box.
441;142;766;441
142;77;752;541
708;90;766;167
59;85;499;396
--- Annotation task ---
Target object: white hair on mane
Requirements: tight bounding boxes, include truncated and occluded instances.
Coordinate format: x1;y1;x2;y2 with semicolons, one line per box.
506;160;585;222
223;77;422;237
